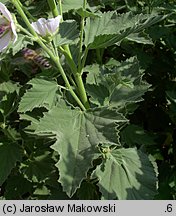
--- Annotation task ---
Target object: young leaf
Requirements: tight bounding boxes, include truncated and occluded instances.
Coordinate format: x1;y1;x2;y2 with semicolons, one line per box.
0;142;22;186
18;78;58;112
35;106;128;197
93;148;157;199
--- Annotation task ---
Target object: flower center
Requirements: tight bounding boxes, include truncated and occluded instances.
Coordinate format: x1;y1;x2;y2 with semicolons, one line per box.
0;23;10;38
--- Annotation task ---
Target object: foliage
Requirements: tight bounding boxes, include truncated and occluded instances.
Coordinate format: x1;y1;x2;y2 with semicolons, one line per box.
0;0;175;200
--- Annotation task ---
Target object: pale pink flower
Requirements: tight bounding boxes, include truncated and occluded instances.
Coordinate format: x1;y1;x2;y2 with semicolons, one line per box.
31;15;62;37
0;2;17;52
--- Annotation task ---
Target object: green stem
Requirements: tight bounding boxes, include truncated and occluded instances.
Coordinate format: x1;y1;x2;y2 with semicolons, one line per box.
3;127;17;142
78;0;87;73
96;48;103;65
16;24;33;37
16;0;35;21
58;0;62;17
35;40;86;110
96;49;101;64
74;73;90;109
81;47;89;71
53;57;86;111
12;0;86;111
47;0;59;17
56;0;89;108
12;0;38;38
59;47;90;109
36;40;86;110
77;18;84;73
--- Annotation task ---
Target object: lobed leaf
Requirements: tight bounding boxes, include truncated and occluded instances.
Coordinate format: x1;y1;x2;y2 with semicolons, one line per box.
126;33;154;45
54;20;79;46
20;150;54;182
18;78;58;112
11;34;33;56
35;106;128;197
85;57;150;111
93;148;157;199
0;81;19;94
62;0;84;12
120;124;156;147
4;174;33;199
0;142;22;186
84;11;168;48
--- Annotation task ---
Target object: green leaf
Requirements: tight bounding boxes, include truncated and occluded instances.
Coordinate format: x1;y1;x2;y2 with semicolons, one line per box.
33;185;50;196
0;81;19;118
35;106;127;197
84;64;101;85
84;11;115;47
20;150;54;182
120;124;156;147
86;84;109;106
19;108;45;133
62;0;84;12
4;174;33;199
76;8;101;18
85;57;150;111
0;81;19;94
0;0;9;4
166;90;176;122
109;84;149;111
126;33;153;45
0;92;18;118
54;20;79;46
93;148;157;199
84;11;168;48
86;57;143;87
0;142;22;186
18;78;58;112
77;181;99;199
11;34;33;56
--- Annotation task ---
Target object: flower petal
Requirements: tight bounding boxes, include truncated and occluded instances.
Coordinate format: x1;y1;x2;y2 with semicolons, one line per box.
46;15;62;34
11;22;17;43
31;18;48;36
31;15;62;37
0;31;11;51
0;17;7;25
0;2;12;22
0;2;17;50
